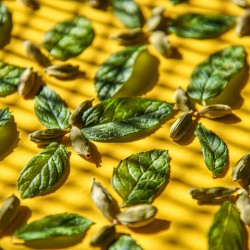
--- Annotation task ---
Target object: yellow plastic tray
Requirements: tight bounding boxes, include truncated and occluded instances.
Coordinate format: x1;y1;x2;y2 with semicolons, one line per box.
0;0;250;249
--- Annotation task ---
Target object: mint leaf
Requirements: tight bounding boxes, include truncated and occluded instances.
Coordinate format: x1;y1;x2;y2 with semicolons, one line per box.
108;235;142;250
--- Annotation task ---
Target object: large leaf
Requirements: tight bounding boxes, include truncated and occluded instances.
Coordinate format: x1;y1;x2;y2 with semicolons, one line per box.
0;108;12;127
0;5;13;48
81;97;173;141
108;235;142;250
111;0;143;29
112;149;170;206
18;142;69;198
13;213;93;241
0;62;26;97
34;85;71;129
187;46;246;105
208;201;246;250
194;123;228;178
167;13;236;39
42;16;94;60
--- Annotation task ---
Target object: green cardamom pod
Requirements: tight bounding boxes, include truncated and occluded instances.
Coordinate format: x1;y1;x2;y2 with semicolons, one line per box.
236;8;250;37
28;128;69;145
90;178;120;222
90;224;116;248
173;87;190;112
236;189;250;225
146;6;165;32
196;104;232;119
18;68;36;97
116;204;157;228
70;126;91;158
170;110;193;140
17;0;40;10
231;153;250;182
44;64;80;79
0;194;20;230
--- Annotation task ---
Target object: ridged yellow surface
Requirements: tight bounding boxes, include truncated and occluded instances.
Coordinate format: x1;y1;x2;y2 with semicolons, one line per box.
0;0;250;249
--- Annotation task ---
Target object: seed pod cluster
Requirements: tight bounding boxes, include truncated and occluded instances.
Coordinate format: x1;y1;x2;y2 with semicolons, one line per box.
196;104;232;119
18;68;36;97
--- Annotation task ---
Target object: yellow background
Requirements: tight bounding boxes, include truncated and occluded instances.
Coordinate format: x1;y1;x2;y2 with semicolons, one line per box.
0;0;250;249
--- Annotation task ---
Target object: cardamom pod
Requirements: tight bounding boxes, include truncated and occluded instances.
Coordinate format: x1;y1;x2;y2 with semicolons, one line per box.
116;204;157;228
0;194;20;230
189;187;238;203
236;189;250;225
69;98;94;127
22;40;50;67
197;104;232;119
28;128;70;145
17;0;40;10
170;110;193;140
146;6;165;32
149;31;173;57
231;153;250;182
90;224;116;248
109;28;145;45
173;87;190;112
88;0;107;8
18;68;36;97
44;64;80;79
236;8;250;37
90;178;120;222
231;0;249;8
70;126;91;158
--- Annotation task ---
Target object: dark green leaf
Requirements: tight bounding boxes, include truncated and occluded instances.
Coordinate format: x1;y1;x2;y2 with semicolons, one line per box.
194;123;228;178
112;149;170;206
0;5;13;48
0;62;26;97
168;13;236;39
208;201;246;250
13;213;93;241
111;0;143;29
108;234;142;250
81;97;173;141
18;142;69;198
0;108;12;127
187;46;246;105
34;86;71;129
42;16;94;60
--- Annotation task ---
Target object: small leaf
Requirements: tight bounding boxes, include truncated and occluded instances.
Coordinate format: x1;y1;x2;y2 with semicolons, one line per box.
95;45;158;101
13;213;93;241
42;16;94;60
187;46;246;104
34;86;71;129
112;149;170;206
0;108;12;127
194;123;228;178
81;97;173;141
18;142;69;198
111;0;144;29
0;62;26;97
108;234;142;250
0;5;13;48
208;201;246;250
168;13;236;39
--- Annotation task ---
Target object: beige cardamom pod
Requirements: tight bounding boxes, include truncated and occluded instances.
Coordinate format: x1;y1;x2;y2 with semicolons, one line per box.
0;194;20;230
236;189;250;225
170;110;193;140
231;0;249;8
196;104;232;119
28;128;70;145
146;6;165;32
90;178;120;222
116;204;157;228
90;224;116;248
173;87;190;112
44;64;80;79
231;153;250;182
18;68;36;97
70;126;91;158
17;0;40;10
236;8;250;37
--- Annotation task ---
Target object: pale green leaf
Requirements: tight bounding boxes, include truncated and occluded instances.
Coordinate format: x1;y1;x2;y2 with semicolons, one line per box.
0;5;13;48
18;142;69;198
112;149;170;206
108;235;143;250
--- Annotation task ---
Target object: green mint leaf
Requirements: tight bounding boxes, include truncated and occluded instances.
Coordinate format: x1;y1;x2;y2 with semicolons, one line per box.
194;123;228;178
111;0;143;29
95;45;158;101
208;201;246;250
34;85;71;129
18;142;69;199
112;149;170;206
13;213;93;241
0;108;12;127
187;46;246;105
108;234;143;250
42;16;94;60
168;13;235;39
0;5;13;49
0;62;26;97
81;97;173;141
